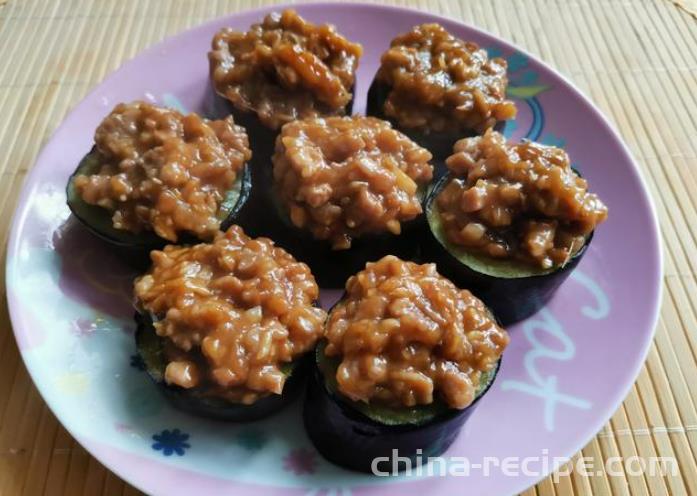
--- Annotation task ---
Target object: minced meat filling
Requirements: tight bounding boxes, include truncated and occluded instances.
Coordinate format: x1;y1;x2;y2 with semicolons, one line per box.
72;102;251;242
437;130;609;269
324;255;508;410
375;23;516;134
272;116;434;250
134;225;327;404
210;9;363;130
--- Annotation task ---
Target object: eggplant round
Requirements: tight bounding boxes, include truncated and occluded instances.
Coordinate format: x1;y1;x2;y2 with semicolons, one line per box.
366;80;506;176
135;312;307;422
423;174;593;325
66;148;253;266
216;92;357;241
263;194;422;288
304;340;500;473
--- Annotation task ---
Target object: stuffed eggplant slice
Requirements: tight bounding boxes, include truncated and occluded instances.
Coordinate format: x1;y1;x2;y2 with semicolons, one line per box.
67;102;253;261
209;9;362;139
209;9;363;231
270;115;434;287
424;130;609;324
304;256;508;472
366;23;516;164
134;225;327;421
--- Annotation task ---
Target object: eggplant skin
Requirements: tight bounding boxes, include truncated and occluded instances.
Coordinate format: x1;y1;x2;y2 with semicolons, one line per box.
423;174;592;325
366;79;506;178
221;102;279;241
66;149;253;269
263;195;422;288
134;312;307;422
303;355;500;473
217;89;356;241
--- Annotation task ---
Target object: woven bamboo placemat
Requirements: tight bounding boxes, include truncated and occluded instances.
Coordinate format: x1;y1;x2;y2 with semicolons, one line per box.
0;0;695;494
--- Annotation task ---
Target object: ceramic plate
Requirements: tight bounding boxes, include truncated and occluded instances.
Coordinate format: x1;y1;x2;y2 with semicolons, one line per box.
6;3;661;495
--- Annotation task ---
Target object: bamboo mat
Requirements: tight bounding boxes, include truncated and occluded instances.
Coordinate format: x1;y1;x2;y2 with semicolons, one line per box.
0;0;695;494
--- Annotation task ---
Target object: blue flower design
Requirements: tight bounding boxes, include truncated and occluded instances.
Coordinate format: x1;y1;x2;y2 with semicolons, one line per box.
512;70;538;87
152;429;190;456
485;46;553;141
487;47;549;100
506;51;529;72
129;354;146;371
486;46;504;59
486;47;528;72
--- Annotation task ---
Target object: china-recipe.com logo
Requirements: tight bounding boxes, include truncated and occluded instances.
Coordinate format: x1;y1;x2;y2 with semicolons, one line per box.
371;449;678;481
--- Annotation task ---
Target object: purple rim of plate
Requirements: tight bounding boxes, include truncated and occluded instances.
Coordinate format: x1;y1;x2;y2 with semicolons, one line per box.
5;2;662;495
